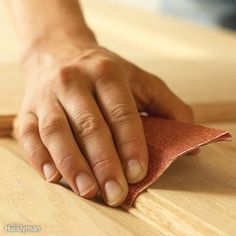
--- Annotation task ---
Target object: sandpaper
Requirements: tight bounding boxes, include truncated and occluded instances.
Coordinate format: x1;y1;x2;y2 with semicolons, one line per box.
122;116;231;208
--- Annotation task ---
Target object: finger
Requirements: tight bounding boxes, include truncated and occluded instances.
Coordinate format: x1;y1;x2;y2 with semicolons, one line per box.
37;99;98;199
132;70;194;123
17;112;61;183
57;73;128;206
95;76;149;184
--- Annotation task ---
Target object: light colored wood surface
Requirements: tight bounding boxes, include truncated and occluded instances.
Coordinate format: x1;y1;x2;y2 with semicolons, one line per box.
0;122;235;236
0;0;235;235
0;0;236;122
0;138;159;236
0;63;23;115
83;0;236;100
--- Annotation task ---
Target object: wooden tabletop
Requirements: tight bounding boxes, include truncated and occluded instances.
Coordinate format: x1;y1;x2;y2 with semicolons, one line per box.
0;0;235;235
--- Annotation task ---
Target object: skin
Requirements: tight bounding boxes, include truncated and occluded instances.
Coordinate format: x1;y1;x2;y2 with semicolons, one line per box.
6;0;194;207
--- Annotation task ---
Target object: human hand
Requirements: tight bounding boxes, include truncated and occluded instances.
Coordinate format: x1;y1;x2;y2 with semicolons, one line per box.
16;39;194;207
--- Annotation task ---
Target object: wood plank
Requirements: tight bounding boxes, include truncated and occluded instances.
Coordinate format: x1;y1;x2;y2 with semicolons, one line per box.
0;0;236;121
0;123;235;235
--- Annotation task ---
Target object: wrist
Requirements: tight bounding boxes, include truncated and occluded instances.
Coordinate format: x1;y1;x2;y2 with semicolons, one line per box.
20;26;97;64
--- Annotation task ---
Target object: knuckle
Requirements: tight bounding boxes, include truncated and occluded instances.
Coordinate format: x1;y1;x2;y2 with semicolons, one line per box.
73;112;102;140
150;76;168;92
109;103;136;124
90;152;112;173
57;65;79;88
92;58;115;80
19;122;37;140
27;145;44;160
117;138;138;154
40;116;63;139
57;153;74;170
155;77;168;89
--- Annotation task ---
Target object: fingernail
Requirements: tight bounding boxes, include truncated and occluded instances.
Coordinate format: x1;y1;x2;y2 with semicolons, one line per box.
43;163;59;181
75;172;96;196
104;179;124;206
126;159;144;183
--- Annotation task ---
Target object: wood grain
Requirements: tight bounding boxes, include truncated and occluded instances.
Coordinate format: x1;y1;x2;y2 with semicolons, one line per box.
0;122;235;235
0;0;236;122
0;138;159;236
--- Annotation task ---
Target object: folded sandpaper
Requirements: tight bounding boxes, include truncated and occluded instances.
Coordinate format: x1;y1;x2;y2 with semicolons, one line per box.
122;116;231;209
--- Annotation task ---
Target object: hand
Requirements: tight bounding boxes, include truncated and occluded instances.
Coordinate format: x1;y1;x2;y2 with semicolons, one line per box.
16;40;194;207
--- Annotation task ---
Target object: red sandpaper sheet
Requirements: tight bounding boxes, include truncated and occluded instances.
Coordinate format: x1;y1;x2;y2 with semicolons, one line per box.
122;116;231;208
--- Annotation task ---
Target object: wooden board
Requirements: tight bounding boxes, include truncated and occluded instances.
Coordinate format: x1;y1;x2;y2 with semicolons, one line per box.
0;138;159;236
0;0;236;122
0;121;235;236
